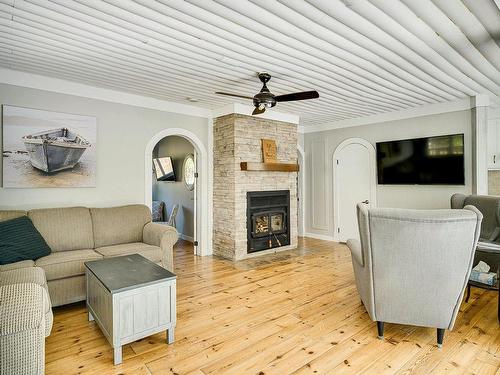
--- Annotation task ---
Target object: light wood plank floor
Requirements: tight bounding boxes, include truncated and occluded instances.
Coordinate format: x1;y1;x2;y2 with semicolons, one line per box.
46;238;500;374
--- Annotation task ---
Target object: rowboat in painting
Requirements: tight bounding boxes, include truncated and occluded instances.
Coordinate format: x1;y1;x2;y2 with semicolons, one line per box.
22;128;91;173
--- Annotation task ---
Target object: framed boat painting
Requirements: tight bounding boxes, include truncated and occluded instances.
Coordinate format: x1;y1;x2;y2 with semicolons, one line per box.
2;105;97;188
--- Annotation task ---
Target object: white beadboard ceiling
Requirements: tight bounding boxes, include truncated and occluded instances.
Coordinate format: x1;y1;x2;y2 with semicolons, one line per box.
0;0;499;127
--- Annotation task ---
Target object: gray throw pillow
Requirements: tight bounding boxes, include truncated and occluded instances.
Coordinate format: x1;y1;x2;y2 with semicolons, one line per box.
0;216;51;265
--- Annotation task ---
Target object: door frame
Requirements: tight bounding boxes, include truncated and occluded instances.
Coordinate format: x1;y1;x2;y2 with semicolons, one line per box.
145;128;210;256
332;138;377;242
297;145;306;236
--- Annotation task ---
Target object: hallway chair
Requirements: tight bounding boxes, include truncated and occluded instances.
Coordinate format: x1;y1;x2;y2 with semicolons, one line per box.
167;204;179;229
347;203;482;347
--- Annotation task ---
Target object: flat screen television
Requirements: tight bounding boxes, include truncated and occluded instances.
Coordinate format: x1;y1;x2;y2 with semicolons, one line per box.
153;156;175;181
376;134;465;185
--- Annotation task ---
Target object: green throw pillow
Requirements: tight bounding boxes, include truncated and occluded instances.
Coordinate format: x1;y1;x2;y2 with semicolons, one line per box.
0;216;51;265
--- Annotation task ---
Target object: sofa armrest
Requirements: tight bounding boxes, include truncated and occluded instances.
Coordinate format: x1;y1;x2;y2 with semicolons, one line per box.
347;239;364;267
0;283;48;374
143;222;178;272
0;283;48;334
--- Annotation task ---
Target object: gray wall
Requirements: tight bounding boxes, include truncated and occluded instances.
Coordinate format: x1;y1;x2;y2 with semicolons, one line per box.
153;136;195;240
0;84;208;209
304;110;473;238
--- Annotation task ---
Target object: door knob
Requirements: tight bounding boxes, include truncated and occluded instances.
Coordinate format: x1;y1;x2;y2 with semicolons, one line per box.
362;200;369;204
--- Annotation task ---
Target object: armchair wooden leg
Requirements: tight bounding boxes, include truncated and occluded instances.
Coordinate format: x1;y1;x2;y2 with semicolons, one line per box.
465;283;471;303
437;328;445;348
377;321;384;340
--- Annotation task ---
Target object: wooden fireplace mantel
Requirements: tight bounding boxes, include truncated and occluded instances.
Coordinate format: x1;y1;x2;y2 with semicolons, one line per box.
240;162;299;172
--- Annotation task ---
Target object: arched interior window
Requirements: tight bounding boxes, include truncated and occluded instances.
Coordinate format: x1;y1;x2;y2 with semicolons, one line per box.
183;153;195;191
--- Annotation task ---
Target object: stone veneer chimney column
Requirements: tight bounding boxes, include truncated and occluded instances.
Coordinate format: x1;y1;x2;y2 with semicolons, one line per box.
213;113;298;260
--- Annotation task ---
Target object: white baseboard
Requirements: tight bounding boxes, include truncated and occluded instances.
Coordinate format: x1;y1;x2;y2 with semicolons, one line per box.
303;232;336;242
180;234;194;243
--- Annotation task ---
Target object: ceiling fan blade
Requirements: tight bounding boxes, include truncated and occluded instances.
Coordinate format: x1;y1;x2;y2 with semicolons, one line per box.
215;91;254;100
252;106;266;115
274;90;319;102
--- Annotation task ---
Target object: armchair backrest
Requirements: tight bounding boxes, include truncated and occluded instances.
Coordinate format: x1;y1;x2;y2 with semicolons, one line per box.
451;193;500;241
355;204;482;330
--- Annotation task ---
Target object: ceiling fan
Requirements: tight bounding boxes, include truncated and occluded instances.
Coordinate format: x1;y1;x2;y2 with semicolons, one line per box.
215;72;319;115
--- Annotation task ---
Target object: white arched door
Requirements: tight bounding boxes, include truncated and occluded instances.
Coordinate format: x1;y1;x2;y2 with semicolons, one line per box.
333;138;377;243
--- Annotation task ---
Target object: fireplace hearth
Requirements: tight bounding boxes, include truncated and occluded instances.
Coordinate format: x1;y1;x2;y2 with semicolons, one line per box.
247;190;290;253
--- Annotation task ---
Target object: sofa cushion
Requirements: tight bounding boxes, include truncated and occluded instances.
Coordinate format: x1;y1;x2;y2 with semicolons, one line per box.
90;205;152;248
0;260;35;272
35;249;102;281
0;210;26;222
0;216;52;265
28;207;94;252
95;242;162;263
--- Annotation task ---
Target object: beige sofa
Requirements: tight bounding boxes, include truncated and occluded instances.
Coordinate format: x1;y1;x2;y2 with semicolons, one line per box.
0;204;178;374
0;204;178;306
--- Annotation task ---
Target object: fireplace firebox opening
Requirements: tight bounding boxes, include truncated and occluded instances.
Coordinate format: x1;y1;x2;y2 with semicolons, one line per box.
247;190;290;253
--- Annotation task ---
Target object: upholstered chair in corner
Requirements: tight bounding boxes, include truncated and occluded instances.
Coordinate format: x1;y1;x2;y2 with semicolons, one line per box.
347;203;482;347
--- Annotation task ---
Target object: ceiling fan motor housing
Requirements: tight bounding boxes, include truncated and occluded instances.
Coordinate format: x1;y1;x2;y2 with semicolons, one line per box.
254;72;276;108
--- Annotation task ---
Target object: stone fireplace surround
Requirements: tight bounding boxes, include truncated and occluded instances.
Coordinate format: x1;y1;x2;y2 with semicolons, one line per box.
213;113;298;260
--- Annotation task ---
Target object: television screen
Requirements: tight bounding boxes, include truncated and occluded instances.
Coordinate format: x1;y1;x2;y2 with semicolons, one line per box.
376;134;464;185
153;157;175;181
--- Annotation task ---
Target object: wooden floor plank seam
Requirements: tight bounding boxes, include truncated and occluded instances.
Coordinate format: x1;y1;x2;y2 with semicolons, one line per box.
45;238;500;375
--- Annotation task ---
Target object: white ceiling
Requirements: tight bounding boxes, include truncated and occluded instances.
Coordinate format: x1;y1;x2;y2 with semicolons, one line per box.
0;0;499;127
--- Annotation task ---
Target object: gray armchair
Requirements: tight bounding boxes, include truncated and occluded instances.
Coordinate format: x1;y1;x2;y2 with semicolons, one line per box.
347;203;482;347
451;194;500;273
451;194;500;244
451;194;500;317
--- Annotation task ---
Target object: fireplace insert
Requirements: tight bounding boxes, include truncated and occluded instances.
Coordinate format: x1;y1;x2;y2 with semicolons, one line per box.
247;190;290;253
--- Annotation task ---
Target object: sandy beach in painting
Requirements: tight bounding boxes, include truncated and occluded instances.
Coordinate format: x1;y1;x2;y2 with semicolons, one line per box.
2;106;96;188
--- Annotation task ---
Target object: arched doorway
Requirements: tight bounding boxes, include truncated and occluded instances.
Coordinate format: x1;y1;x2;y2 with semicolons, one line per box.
145;128;209;256
332;138;377;243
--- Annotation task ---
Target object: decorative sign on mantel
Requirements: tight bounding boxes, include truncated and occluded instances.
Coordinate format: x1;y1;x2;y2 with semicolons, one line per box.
262;139;277;163
240;138;299;172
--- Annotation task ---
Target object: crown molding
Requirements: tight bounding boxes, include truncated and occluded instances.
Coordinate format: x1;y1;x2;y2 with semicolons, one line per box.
0;68;212;118
3;68;497;130
302;95;500;134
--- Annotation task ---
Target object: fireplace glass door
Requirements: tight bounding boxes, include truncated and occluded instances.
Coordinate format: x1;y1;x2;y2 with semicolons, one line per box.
271;213;284;232
252;211;286;238
253;214;269;237
247;190;290;253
